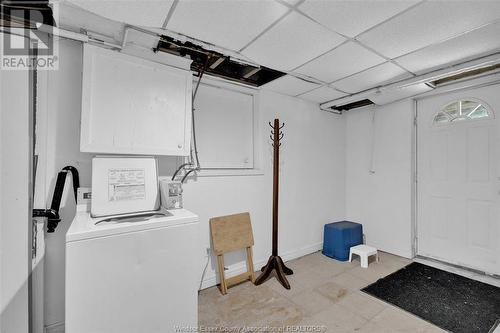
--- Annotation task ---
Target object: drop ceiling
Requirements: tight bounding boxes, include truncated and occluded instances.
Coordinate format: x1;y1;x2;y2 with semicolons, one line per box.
66;0;500;105
297;86;347;104
294;42;386;83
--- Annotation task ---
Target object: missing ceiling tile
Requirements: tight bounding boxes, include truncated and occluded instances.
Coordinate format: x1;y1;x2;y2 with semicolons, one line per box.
156;35;286;87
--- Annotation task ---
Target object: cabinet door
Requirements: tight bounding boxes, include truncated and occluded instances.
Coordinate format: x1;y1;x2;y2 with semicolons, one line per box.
81;45;192;156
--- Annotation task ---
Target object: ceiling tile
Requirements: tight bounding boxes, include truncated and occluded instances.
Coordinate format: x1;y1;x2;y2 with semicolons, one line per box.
358;1;500;59
70;0;174;27
395;21;500;74
60;2;125;41
262;75;320;96
334;62;412;94
242;12;345;71
295;42;385;83
297;86;346;103
167;0;288;51
371;83;432;105
281;0;302;6
299;0;419;38
123;28;160;49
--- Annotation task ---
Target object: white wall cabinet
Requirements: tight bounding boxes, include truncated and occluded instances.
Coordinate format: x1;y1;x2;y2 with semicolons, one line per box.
80;44;192;156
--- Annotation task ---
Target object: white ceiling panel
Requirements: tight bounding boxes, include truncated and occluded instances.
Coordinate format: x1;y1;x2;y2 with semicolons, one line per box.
167;0;288;51
297;86;346;103
395;21;500;74
70;0;174;27
371;83;432;105
262;75;320;96
281;0;302;6
59;2;124;41
242;12;345;71
295;42;385;83
123;28;160;49
299;0;419;38
334;62;411;94
358;1;500;59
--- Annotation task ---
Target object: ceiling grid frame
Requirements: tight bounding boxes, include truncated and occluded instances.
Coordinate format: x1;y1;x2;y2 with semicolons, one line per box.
356;1;500;58
237;8;294;53
234;0;423;97
391;18;500;65
161;0;178;28
76;0;500;104
290;0;425;73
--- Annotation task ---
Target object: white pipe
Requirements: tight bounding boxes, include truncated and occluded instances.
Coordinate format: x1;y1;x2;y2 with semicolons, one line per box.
36;24;89;43
37;24;123;50
368;108;376;175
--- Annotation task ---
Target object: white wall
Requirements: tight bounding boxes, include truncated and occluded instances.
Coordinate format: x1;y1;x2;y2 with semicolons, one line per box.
35;39;92;331
37;41;346;327
0;35;31;333
345;100;414;258
181;90;346;287
33;37;500;332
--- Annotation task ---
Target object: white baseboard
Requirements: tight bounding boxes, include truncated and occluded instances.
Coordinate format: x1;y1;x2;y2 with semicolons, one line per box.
199;242;323;290
369;241;413;259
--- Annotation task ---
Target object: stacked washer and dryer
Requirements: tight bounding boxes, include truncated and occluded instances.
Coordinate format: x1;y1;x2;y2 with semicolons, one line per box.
65;156;200;333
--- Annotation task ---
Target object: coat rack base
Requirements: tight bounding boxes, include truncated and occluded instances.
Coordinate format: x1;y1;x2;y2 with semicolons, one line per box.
254;255;293;289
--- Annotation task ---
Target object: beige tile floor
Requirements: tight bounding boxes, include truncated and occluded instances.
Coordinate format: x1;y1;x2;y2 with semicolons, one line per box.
198;251;448;332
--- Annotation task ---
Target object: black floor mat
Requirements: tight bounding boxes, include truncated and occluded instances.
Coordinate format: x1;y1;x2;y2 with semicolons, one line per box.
362;262;500;333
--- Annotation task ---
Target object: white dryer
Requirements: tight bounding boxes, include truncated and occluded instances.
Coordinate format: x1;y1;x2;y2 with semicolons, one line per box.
65;206;200;333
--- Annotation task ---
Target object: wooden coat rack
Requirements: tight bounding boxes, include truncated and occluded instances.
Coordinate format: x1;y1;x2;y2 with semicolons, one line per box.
254;118;293;289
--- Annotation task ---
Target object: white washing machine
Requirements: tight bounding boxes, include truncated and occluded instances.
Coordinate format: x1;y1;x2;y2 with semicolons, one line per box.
65;206;200;333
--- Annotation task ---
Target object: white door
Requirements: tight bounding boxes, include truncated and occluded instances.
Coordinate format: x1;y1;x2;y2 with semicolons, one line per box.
417;84;500;275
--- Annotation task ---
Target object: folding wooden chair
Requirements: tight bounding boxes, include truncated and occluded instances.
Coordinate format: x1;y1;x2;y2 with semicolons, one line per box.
209;212;256;295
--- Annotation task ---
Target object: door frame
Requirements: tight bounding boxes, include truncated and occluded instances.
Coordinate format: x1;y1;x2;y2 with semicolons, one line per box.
412;78;500;266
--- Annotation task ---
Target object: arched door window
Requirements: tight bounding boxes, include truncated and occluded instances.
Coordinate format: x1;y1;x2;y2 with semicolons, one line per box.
433;99;493;124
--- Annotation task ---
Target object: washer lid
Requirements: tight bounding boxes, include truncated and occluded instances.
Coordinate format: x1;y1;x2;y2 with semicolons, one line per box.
66;208;198;242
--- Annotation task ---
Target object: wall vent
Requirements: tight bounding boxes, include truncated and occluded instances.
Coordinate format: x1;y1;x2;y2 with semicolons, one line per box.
330;99;374;112
431;63;500;86
156;35;285;87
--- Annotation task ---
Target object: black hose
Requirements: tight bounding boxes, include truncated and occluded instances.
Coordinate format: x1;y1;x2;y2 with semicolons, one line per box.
62;166;79;201
181;169;196;184
33;165;79;233
171;163;191;181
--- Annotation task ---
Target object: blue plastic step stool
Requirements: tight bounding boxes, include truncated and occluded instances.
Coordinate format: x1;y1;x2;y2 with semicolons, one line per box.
323;221;363;261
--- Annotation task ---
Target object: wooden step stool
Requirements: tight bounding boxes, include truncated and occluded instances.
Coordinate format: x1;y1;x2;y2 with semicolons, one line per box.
210;212;256;294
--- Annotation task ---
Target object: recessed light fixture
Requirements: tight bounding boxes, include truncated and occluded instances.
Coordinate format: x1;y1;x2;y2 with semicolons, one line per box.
430;63;500;87
331;99;374;112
